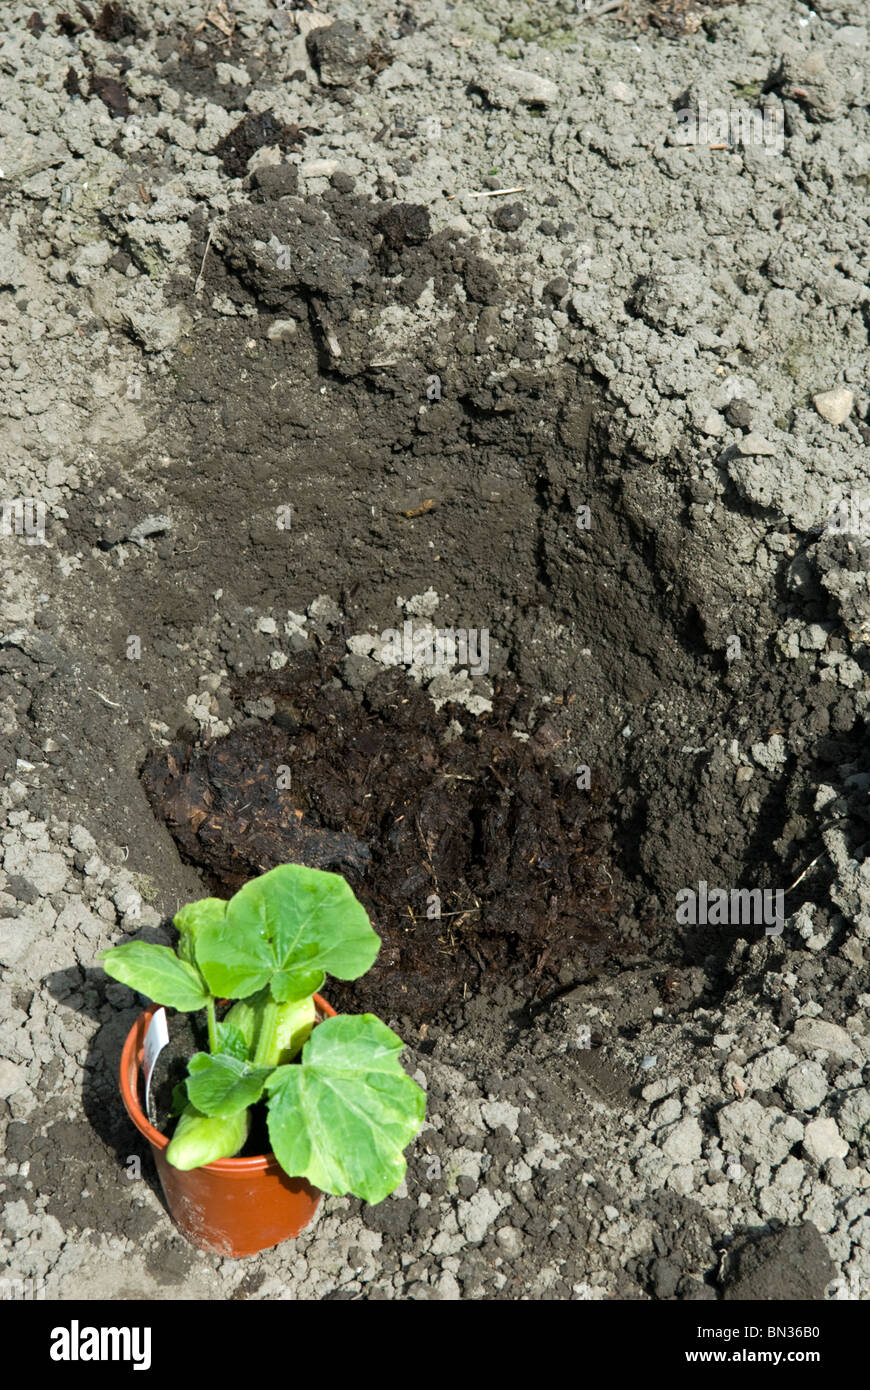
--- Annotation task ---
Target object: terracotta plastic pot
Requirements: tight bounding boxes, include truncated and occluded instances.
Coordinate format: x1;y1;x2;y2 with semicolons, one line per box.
119;995;336;1258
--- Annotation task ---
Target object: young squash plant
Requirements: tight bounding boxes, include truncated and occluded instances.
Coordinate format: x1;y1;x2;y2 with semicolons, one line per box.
101;864;426;1204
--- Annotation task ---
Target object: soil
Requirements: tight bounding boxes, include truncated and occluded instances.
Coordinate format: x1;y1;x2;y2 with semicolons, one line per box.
1;0;869;1304
147;1009;275;1157
147;1009;205;1135
143;645;625;1020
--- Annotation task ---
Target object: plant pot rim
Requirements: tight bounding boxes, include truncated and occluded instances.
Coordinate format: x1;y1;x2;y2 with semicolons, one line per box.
119;993;336;1176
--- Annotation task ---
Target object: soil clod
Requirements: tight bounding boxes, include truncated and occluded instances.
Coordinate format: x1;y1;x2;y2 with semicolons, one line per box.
214;111;305;180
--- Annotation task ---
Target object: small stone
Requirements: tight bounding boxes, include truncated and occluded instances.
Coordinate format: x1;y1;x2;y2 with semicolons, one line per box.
789;1017;856;1061
480;1100;520;1134
2;847;68;896
783;1061;827;1112
834;25;866;46
751;734;787;770
122;303;184;354
736;432;777;456
434;1271;461;1300
652;1096;682;1127
803;624;831;651
718;1098;803;1166
405;1280;435;1300
660;1116;703;1164
642;1075;679;1103
301;159;340;179
129;515;171;547
457;1189;503;1243
803;1117;848;1165
266;319;297;341
813;388;854;426
496;1226;524;1257
701;411;726;436
486;66;559;108
744;1045;793;1092
667;1163;696;1196
2;1200;34;1238
257;616;278;635
0;1058;26;1098
69;825;98;855
307;595;342;625
774;1156;805;1192
836;1089;870;1147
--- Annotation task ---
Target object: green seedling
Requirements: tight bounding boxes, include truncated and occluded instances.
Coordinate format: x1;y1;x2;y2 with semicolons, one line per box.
102;863;426;1203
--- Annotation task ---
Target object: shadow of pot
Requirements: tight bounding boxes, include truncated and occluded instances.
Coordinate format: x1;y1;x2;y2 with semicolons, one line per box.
119;995;336;1258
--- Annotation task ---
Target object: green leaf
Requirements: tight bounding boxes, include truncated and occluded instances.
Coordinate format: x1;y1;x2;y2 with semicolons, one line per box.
166;1101;250;1169
220;864;380;1003
214;1022;249;1062
169;1081;189;1119
192;908;274;1000
174;897;227;965
271;966;322;1003
265;1014;425;1204
100;942;209;1011
186;1053;272;1119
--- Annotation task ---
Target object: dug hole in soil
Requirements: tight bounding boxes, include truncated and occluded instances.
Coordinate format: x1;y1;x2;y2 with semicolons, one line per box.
0;0;869;1302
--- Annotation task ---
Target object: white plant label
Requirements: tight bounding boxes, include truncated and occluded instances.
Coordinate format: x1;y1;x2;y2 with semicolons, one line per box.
143;1007;169;1122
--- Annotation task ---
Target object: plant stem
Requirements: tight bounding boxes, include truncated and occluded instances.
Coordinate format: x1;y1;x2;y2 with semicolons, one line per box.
253;997;280;1067
206;997;218;1054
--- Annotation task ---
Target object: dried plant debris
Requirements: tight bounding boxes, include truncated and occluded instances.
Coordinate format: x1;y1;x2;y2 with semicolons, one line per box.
89;75;130;117
57;1;139;39
579;0;739;36
93;3;140;40
646;0;741;37
143;649;623;1020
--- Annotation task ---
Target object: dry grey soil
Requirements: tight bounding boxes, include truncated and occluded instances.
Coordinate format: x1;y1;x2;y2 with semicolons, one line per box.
1;0;870;1301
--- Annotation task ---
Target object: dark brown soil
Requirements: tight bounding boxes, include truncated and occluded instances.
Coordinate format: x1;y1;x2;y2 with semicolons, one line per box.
148;1010;204;1132
214;111;305;180
142;646;628;1021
